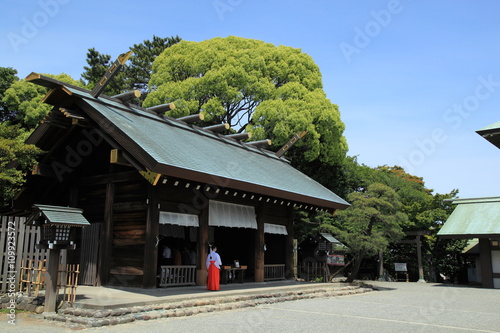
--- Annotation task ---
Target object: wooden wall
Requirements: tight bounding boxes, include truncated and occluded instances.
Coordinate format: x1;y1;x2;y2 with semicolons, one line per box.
109;181;148;287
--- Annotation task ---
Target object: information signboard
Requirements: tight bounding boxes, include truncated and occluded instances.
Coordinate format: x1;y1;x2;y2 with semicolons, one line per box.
327;254;345;266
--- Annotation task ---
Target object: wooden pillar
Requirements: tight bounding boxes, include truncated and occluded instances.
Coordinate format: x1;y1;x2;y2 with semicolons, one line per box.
143;184;159;288
98;182;114;286
479;238;493;288
43;248;60;313
416;235;426;282
285;212;294;279
196;206;209;286
254;208;265;282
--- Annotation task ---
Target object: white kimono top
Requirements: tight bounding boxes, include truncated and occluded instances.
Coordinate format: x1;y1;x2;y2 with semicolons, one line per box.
206;250;222;269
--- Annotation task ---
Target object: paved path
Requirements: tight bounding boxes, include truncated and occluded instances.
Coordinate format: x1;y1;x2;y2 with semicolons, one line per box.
4;282;500;332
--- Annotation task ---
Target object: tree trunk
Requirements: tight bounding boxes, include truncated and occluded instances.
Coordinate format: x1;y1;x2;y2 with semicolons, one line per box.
346;251;365;283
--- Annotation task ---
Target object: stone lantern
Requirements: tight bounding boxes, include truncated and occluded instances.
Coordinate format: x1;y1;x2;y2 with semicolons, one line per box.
26;204;90;313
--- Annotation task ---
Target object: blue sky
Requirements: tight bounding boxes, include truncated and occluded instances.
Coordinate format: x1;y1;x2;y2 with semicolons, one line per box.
1;0;500;198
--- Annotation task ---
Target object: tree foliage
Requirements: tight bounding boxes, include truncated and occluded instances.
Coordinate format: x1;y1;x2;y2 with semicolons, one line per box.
327;183;411;282
0;124;42;207
1;73;84;131
82;35;181;99
0;67;19;122
146;36;347;166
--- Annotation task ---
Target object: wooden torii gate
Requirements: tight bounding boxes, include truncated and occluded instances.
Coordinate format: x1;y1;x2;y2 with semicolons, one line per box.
377;230;430;282
397;230;431;282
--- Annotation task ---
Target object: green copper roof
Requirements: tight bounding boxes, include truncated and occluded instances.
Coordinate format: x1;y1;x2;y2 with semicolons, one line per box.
26;204;90;227
28;74;349;211
476;121;500;149
438;197;500;238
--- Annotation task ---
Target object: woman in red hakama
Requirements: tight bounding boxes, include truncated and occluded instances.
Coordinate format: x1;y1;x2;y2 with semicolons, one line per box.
206;245;222;291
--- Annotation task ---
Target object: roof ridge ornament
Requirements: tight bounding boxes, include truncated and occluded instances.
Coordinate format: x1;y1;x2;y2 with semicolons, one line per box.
91;51;133;98
275;131;308;158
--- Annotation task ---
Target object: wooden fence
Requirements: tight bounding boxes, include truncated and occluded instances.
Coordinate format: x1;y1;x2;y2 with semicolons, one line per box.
18;259;80;304
297;262;330;282
264;264;286;281
159;265;196;287
0;215;52;293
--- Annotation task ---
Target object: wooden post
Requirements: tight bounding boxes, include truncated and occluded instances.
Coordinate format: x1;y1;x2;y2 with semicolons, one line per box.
196;207;209;286
143;184;159;288
479;238;493;288
43;248;60;313
416;235;426;282
285;213;294;279
98;182;114;286
254;208;265;282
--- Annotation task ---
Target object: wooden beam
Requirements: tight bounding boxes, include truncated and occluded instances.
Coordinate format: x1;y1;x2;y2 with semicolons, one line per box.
204;123;230;133
178;113;204;123
91;51;133;98
247;139;272;148
275;131;307;158
112;90;141;102
59;107;86;120
139;169;161;186
32;163;57;178
110;149;132;167
148;103;175;115
225;132;252;141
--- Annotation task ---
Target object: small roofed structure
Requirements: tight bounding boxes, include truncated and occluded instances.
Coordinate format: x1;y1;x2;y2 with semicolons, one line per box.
298;233;347;264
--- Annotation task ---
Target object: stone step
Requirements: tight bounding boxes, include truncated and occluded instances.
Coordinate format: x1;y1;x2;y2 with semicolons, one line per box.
43;284;373;329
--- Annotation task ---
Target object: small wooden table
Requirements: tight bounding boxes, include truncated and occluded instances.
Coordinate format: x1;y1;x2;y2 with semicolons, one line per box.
221;267;247;284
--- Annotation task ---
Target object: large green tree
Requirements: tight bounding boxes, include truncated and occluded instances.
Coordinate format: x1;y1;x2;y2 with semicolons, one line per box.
146;36;347;166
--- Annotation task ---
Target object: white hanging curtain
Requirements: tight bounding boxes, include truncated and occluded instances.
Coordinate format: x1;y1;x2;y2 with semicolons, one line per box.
159;211;199;227
264;223;288;235
209;200;257;229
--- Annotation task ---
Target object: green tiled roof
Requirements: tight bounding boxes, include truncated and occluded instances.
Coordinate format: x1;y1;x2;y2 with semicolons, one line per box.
476;121;500;149
438;197;500;238
26;204;90;227
28;74;349;211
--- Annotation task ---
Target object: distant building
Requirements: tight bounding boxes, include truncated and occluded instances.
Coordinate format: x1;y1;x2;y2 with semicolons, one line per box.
437;121;500;289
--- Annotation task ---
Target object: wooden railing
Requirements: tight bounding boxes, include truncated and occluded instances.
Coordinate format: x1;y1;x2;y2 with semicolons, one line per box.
159;265;196;287
264;264;285;281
